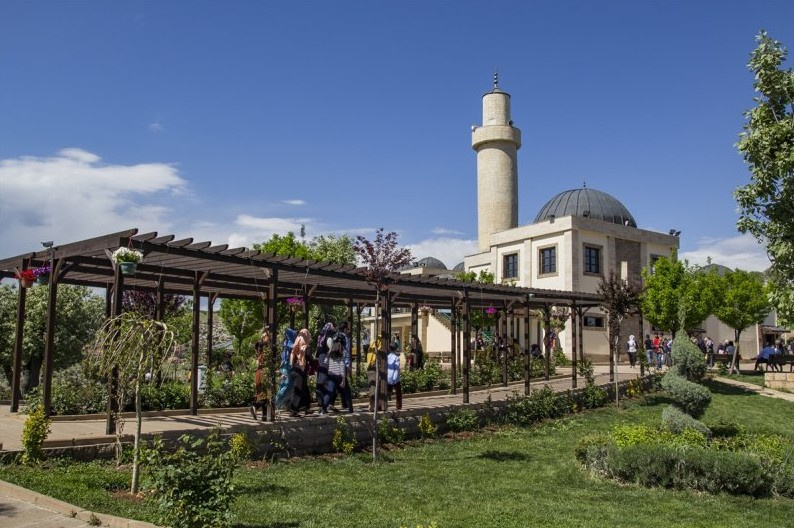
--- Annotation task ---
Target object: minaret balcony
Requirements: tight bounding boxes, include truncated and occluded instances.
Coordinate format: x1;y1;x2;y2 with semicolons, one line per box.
472;125;522;151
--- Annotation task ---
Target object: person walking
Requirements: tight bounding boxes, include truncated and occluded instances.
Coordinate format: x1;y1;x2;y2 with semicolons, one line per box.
251;331;272;421
644;334;654;368
387;342;402;410
288;328;311;417
410;334;424;370
726;340;738;374
626;335;638;368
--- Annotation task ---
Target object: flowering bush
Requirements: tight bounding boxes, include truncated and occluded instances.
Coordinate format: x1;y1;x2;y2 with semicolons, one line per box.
111;247;143;263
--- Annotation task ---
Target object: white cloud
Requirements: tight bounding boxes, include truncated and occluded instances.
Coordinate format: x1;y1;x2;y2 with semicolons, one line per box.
405;237;478;270
149;121;164;133
0;149;186;256
680;233;770;272
432;227;464;236
281;199;305;206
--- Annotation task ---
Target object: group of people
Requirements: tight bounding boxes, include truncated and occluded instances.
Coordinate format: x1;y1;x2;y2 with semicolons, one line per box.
249;323;425;420
635;333;674;370
753;340;790;372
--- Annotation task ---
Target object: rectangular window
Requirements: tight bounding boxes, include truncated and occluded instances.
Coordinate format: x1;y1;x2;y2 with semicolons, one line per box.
503;253;518;279
584;245;601;275
539;247;556;275
650;255;662;275
584;316;605;328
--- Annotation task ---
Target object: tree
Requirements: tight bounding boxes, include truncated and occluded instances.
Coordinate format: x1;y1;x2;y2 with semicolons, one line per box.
597;271;643;400
85;312;175;494
735;31;794;327
354;228;412;460
0;283;103;391
640;255;719;337
253;231;311;258
309;234;356;265
217;299;264;355
713;269;771;373
455;270;496;333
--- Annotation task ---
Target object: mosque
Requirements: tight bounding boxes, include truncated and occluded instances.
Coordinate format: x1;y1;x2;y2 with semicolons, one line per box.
397;77;782;362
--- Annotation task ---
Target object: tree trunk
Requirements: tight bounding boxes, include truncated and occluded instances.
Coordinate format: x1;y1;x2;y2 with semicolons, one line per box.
25;355;42;392
131;379;142;494
730;329;742;374
372;290;380;462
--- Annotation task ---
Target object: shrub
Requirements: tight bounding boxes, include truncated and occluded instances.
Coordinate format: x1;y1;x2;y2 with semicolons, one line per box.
331;416;355;454
138;379;190;411
504;386;571;426
418;413;437;439
671;334;707;381
661;372;711;418
378;417;405;445
581;384;609;409
25;365;106;415
401;360;447;394
446;408;479;432
201;370;255;408
228;432;253;461
575;433;612;464
611;424;708;449
553;346;570;366
144;430;238;528
21;404;51;465
661;405;712;438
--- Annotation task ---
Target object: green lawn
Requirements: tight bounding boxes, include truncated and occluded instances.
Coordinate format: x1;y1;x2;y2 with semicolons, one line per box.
2;380;793;528
714;370;768;387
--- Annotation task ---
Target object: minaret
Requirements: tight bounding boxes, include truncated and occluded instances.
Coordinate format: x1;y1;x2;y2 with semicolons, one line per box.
472;72;521;252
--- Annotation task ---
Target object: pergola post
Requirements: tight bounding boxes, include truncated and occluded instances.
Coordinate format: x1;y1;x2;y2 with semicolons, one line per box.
347;299;354;374
356;304;363;376
190;271;205;415
543;304;551;381
10;257;30;413
501;304;508;387
301;287;310;331
450;299;457;394
106;267;124;434
266;269;278;421
41;258;61;417
206;293;217;369
638;313;645;377
524;295;531;395
410;302;418;361
463;288;471;404
571;302;578;389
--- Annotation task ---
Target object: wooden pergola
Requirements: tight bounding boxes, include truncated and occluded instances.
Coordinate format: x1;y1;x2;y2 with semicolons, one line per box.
0;228;601;429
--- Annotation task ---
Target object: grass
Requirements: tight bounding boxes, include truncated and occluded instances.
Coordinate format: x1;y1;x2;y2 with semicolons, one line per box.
712;369;768;387
2;380;793;528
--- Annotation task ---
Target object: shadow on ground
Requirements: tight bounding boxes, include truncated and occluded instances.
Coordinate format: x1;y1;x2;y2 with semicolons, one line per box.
477;450;531;462
704;380;756;397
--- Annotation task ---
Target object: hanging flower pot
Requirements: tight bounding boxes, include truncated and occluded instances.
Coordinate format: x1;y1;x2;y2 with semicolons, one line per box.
119;262;138;276
35;275;48;285
16;269;36;288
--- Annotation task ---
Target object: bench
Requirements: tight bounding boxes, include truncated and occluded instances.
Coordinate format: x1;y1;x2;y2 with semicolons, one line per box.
768;354;794;372
427;351;452;364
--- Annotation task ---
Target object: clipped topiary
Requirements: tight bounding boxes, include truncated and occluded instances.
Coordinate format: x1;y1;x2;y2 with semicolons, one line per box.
661;405;712;438
661;372;712;418
671;334;707;381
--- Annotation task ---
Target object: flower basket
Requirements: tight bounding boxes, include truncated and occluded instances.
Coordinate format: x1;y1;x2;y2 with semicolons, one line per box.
112;247;143;276
16;269;36;288
33;265;50;285
119;262;138;276
286;297;304;311
35;275;48;285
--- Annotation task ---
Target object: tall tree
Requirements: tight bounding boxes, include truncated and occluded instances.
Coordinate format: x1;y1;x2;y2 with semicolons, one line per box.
354;228;412;460
735;31;794;327
713;269;771;373
597;271;643;396
455;270;496;332
640;255;718;337
0;284;103;391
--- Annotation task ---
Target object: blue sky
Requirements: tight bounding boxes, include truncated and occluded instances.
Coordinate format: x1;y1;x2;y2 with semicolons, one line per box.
1;0;792;271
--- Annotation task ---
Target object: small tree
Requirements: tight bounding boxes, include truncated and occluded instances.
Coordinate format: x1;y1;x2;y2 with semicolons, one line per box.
713;269;771;373
455;270;496;335
597;271;643;403
641;255;718;337
85;312;175;494
735;31;794;327
354;228;412;461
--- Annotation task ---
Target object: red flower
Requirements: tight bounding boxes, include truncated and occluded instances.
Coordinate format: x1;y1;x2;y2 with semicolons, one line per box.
16;269;36;282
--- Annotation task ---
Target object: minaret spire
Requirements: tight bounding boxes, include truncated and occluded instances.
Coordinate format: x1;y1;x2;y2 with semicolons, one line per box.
472;75;522;252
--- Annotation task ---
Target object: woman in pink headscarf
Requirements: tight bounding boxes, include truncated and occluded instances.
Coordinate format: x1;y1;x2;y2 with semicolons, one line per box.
288;328;312;417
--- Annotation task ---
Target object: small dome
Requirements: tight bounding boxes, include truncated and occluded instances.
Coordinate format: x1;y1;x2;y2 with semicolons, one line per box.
453;262;465;272
534;187;637;228
416;257;447;270
702;263;732;276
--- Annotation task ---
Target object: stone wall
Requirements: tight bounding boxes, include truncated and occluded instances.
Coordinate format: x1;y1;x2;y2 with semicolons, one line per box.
764;372;794;391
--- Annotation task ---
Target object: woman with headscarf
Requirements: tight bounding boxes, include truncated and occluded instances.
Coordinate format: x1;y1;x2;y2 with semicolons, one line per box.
626;335;638;368
288;328;312;417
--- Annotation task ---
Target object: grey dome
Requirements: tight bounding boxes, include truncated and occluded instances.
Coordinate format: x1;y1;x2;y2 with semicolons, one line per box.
416;257;447;270
453;262;465;272
534;188;637;228
702;263;732;276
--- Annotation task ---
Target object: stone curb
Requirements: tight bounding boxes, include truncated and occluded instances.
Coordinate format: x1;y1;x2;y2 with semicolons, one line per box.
0;479;159;528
